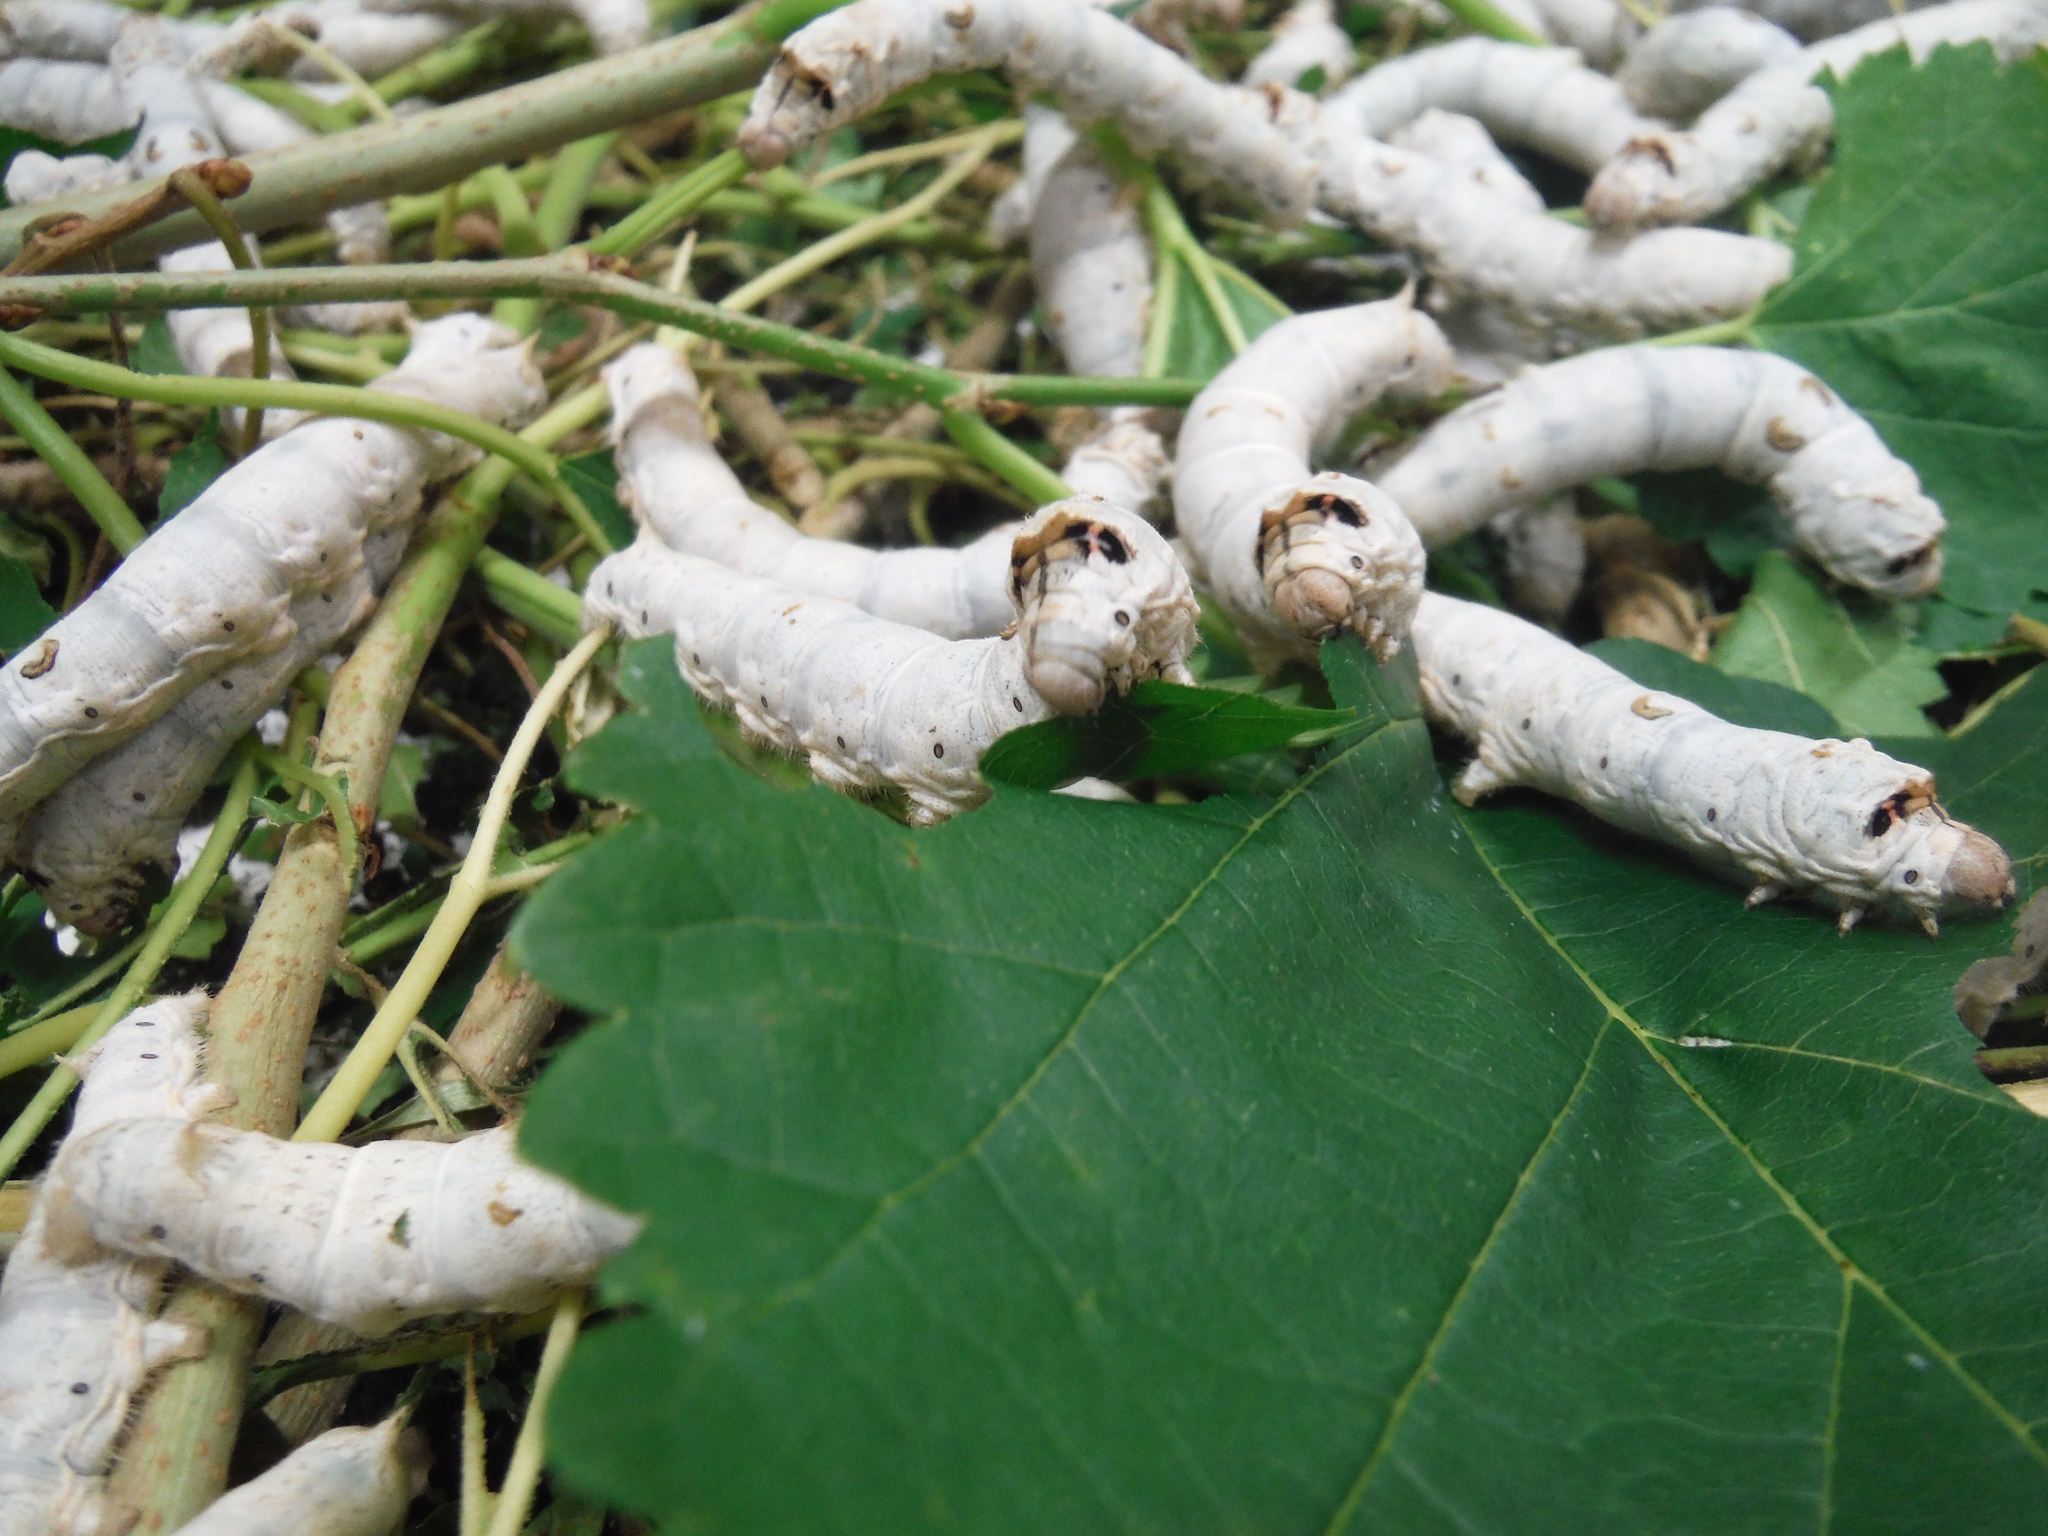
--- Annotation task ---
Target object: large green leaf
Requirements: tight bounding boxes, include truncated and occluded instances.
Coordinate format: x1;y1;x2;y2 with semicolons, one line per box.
1714;551;1947;737
514;635;2047;1534
1754;45;2048;644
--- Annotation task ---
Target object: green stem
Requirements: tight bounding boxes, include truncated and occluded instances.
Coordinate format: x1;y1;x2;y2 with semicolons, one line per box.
246;1309;555;1408
0;753;257;1181
245;743;357;889
473;547;586;648
0;259;1205;410
534;132;621;251
944;411;1069;505
481;164;548;333
0;1005;95;1082
167;167;271;455
0;366;147;553
0;331;603;550
1646;309;1761;348
481;1290;585;1536
587;148;749;261
1436;0;1548;44
0;10;772;265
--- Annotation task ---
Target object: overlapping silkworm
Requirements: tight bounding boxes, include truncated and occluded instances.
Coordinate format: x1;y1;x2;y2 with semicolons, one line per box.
1323;36;1661;175
39;1000;641;1338
1668;0;1947;45
164;1420;424;1536
1242;0;1355;91
1370;345;1947;600
0;993;217;1536
589;531;1179;823
0;315;546;922
1412;592;2015;933
1615;7;1803;120
1586;0;2048;229
607;344;1196;713
738;0;1320;223
1174;294;1452;668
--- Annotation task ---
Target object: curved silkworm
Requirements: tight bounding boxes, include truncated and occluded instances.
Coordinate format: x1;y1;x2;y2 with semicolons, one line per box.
1384;107;1544;215
1412;591;2015;934
1174;295;1450;668
1586;0;2048;229
1323;36;1661;175
738;0;1320;223
1370;345;1946;600
1313;118;1794;346
0;315;546;880
0;994;217;1536
589;536;1083;824
1525;0;1639;66
1615;7;1803;120
1668;0;1948;44
606;345;1196;711
1242;0;1355;91
164;1420;424;1536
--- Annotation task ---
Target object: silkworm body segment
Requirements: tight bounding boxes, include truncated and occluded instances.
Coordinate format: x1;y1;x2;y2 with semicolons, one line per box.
1413;592;2015;931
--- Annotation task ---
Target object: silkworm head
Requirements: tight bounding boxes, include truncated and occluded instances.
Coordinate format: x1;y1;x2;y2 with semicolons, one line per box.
1257;475;1425;661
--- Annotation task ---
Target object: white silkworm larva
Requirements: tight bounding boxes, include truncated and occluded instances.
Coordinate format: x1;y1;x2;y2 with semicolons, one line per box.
1586;0;2048;229
588;537;1058;824
0;995;218;1536
1488;495;1586;627
1174;295;1451;667
1242;0;1356;91
53;1117;642;1336
1371;345;1946;600
0;58;128;143
1313;118;1794;347
1669;0;1947;43
738;0;1320;223
1384;108;1544;215
356;0;649;56
0;315;545;862
269;0;464;81
1411;591;2016;933
1525;0;1639;66
606;345;1198;712
164;1420;423;1536
1615;7;1804;120
11;535;393;934
1322;36;1661;175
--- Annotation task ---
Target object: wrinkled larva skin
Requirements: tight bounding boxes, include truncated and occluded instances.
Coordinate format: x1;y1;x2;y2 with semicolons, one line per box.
1007;499;1200;714
1175;297;1451;667
165;1420;423;1536
1413;592;2016;932
739;0;1320;222
1385;107;1544;214
1241;0;1356;91
1323;36;1660;174
1060;407;1172;522
1527;0;1639;65
45;1003;639;1339
0;996;216;1536
1586;0;2048;228
0;315;545;874
1372;345;1946;600
607;347;1193;700
1313;123;1793;346
1616;7;1802;120
587;539;1058;825
607;344;1017;639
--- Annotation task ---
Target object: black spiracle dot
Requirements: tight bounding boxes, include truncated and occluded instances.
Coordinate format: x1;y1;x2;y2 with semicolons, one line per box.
139;1053;157;1060
1451;674;1461;687
220;678;232;690
222;620;235;632
1600;757;1608;769
70;1382;89;1395
135;1020;153;1027
1706;808;1717;822
1520;718;1531;731
1904;869;1920;885
640;611;648;627
150;1224;167;1240
933;743;945;759
1012;696;1023;712
84;706;98;719
132;792;145;802
250;1273;265;1285
1114;610;1130;627
1350;556;1364;570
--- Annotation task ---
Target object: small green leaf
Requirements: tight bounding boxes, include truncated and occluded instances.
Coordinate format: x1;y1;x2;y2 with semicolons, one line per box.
1754;45;2048;642
980;680;1353;791
168;911;226;962
559;450;635;553
1713;551;1947;736
0;555;55;652
378;741;425;825
130;317;184;378
157;414;228;522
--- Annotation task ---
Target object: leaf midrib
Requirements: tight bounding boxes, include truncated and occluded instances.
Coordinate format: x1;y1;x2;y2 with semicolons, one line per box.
1320;821;2048;1530
681;715;1419;1387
